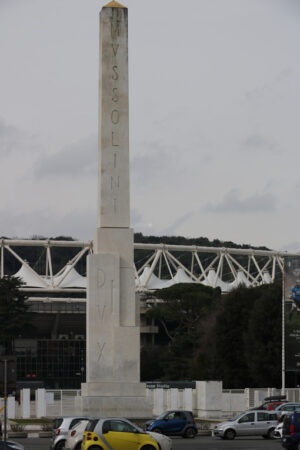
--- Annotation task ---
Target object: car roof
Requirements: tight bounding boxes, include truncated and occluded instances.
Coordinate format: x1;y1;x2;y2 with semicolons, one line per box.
56;416;90;419
276;403;300;409
246;409;276;413
164;410;192;413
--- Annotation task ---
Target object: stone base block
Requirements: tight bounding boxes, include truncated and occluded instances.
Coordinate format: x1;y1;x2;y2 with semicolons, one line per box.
78;381;153;418
81;381;146;397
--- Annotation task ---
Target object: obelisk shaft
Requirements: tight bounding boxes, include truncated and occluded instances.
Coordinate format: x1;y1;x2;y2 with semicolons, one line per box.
98;5;130;229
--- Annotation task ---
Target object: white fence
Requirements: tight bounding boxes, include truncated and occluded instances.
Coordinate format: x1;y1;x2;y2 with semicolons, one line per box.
3;385;300;420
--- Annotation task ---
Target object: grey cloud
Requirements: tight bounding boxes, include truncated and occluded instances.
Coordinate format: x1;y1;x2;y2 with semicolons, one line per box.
204;189;276;214
0;118;29;156
245;69;292;104
241;134;277;153
131;208;143;228
162;211;195;235
0;206;146;240
131;141;173;185
131;137;196;189
0;207;96;241
34;135;97;178
280;241;300;253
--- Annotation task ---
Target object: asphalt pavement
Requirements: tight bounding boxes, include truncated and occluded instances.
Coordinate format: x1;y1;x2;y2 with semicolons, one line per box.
13;436;283;450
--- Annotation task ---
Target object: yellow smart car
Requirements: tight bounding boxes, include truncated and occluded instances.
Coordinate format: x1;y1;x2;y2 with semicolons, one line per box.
82;418;159;450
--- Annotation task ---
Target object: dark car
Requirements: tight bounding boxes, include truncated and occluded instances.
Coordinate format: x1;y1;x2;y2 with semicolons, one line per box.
0;441;24;450
251;395;287;411
281;412;300;449
145;410;197;438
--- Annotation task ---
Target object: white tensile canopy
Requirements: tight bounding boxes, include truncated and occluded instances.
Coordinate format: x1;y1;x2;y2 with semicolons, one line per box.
137;266;168;290
262;271;272;284
13;262;273;291
54;264;87;288
164;268;195;288
138;266;195;290
202;268;229;292
14;263;48;288
229;270;251;290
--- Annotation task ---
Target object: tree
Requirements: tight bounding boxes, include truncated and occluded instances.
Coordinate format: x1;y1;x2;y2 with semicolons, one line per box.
244;283;281;387
146;283;221;380
213;284;282;388
144;282;282;387
213;286;258;387
0;276;31;354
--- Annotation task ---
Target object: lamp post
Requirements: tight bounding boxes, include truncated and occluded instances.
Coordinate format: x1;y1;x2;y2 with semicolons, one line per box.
3;359;7;450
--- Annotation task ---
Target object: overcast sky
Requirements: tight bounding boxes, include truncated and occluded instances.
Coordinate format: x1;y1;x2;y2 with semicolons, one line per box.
0;0;300;250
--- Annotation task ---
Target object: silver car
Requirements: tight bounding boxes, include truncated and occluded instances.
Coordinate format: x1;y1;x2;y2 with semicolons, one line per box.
213;410;278;440
65;419;90;450
274;402;300;418
51;416;90;450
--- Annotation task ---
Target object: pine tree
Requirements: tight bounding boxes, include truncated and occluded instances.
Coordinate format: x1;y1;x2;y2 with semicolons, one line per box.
0;276;30;354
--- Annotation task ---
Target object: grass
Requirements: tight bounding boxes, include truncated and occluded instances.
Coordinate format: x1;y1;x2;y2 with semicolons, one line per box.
11;418;53;425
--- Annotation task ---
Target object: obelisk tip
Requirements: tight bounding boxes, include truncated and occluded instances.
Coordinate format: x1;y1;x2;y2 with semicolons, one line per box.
103;1;126;8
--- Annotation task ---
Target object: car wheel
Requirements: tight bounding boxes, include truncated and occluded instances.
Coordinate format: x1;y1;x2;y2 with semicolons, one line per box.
224;429;236;440
183;427;196;438
55;441;66;450
267;428;275;439
297;442;300;450
152;427;163;434
75;443;82;450
141;446;156;450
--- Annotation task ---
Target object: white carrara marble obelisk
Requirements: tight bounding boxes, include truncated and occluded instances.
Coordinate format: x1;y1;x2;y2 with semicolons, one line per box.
79;1;152;417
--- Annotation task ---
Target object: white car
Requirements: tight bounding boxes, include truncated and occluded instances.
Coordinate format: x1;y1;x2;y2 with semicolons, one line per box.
148;431;173;450
273;411;294;439
65;419;90;450
274;421;282;439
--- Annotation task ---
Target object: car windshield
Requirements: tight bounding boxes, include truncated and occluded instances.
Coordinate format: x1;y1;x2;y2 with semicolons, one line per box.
230;412;245;421
53;418;63;430
125;420;144;433
156;412;168;420
70;420;88;430
86;419;98;432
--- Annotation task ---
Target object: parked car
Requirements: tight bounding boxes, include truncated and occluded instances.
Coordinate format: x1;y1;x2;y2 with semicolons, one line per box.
51;416;90;450
274;411;294;439
145;410;197;438
251;395;287;411
281;412;300;449
212;410;278;440
274;421;283;439
147;431;172;450
82;418;160;450
0;441;24;450
275;403;300;419
65;419;90;450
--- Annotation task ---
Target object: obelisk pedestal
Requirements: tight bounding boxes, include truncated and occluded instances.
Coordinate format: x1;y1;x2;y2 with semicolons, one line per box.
78;1;152;418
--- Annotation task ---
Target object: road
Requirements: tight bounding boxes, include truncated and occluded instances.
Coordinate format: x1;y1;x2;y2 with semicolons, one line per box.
12;436;283;450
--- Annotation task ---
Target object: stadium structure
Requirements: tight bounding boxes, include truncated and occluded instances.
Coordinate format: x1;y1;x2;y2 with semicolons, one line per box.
0;237;288;389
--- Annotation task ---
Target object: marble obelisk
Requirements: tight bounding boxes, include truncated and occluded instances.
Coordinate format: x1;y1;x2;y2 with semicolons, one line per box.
79;1;152;417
